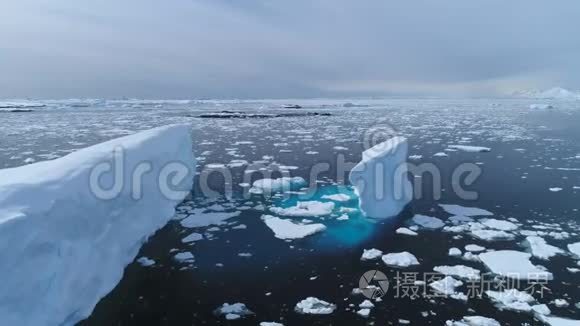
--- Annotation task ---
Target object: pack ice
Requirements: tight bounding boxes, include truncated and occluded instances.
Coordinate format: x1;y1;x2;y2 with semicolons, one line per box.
0;125;195;326
349;137;413;218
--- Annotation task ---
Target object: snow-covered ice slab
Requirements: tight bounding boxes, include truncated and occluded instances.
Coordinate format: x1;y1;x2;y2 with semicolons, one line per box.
382;252;420;268
0;124;195;326
270;201;334;217
524;236;564;260
349;137;413;218
568;242;580;258
479;250;553;280
445;316;500;326
262;215;326;240
439;204;493;217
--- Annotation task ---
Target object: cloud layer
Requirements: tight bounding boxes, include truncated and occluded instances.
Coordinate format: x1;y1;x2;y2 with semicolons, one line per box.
1;0;579;98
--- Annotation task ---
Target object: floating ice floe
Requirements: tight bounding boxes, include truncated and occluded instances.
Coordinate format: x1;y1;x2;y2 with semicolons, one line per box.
262;215;326;240
568;242;580;258
433;265;481;281
412;214;445;229
485;289;535;312
260;322;284;326
448;145;491;153
249;177;307;195
136;257;156;267
465;244;486;252
382;252;420;268
321;193;351;202
361;248;383;261
349;137;413;218
541;316;580;326
523;236;564;260
180;211;241;228
445;316;500;326
529;104;554;110
429;276;467;301
480;218;519;231
434;152;449;157
181;232;203;243
470;229;515;241
479;250;553;280
396;227;418;236
0;124;194;326
173;252;195;263
294;297;336;315
214;303;254;320
439;204;493;217
449;248;462;257
356;308;371;317
270;201;335;217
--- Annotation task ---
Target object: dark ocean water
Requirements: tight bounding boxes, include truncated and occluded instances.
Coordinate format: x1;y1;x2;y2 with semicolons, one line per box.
1;99;579;325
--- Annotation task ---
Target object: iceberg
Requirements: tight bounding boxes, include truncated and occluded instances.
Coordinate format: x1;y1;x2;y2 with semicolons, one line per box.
349;137;413;218
0;124;195;326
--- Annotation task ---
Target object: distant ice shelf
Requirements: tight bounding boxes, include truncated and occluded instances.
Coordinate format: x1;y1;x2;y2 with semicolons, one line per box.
0;124;195;326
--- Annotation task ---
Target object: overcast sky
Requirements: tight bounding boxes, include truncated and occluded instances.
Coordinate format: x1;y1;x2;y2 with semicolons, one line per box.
1;0;579;99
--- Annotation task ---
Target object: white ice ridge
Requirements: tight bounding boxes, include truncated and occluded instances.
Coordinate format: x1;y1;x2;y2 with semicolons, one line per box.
0;124;195;326
349;137;413;218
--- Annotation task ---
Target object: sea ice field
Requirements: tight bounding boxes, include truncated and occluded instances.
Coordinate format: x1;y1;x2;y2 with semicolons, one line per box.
1;98;580;325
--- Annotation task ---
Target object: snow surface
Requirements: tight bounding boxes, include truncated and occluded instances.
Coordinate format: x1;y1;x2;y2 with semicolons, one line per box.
349;137;413;218
270;201;334;217
262;215;326;240
479;250;553;280
429;276;466;301
0;124;195;326
433;265;481;281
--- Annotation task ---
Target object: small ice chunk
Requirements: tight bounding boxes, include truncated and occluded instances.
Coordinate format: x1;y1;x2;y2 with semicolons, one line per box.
465;244;486;252
396;227;418;236
173;252;195;263
356;308;370;317
361;249;383;261
181;232;203;243
445;316;500;326
429;276;466;301
479;250;553;280
434;152;449;157
262;215;326;240
412;214;445;229
295;297;336;315
214;303;254;319
260;322;284;326
382;252;420;268
449;248;462;257
249;177;307;195
136;257;155;267
434;265;481;281
359;299;374;308
448;145;491;153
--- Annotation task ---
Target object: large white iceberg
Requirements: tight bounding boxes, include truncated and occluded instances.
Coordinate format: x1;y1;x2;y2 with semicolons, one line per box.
0;124;195;326
349;137;413;218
